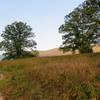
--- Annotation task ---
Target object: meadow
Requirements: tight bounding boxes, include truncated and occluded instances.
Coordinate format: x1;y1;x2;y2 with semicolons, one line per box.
0;53;100;100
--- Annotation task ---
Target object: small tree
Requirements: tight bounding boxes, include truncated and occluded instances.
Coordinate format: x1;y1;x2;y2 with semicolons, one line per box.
0;21;37;60
59;0;100;53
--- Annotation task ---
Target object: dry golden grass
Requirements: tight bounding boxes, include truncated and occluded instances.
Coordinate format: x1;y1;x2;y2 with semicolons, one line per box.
0;54;100;100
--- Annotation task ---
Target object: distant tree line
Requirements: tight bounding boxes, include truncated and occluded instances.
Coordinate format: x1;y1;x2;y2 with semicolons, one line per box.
59;0;100;53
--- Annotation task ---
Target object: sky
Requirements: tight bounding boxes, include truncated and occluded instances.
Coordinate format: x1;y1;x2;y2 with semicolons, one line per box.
0;0;84;50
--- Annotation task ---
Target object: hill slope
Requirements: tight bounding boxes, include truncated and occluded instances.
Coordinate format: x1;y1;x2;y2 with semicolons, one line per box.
39;45;100;57
39;48;72;57
0;54;100;100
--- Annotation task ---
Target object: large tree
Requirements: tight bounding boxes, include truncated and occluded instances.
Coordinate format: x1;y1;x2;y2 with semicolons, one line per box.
59;0;100;53
0;21;37;60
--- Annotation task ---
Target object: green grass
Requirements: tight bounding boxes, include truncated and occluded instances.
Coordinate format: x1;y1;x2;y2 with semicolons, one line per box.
0;53;100;100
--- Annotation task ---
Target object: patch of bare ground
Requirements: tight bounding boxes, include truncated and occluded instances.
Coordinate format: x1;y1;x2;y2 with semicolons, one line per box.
0;74;4;100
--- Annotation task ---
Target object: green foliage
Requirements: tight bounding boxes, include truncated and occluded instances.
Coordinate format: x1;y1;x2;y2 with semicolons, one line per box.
59;0;100;53
0;21;37;60
32;50;39;57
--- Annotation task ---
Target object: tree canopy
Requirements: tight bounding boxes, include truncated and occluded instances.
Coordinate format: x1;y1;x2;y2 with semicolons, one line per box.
59;0;100;53
0;21;37;60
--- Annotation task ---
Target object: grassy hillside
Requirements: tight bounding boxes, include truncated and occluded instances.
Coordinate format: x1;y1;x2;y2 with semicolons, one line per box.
39;48;71;57
0;54;100;100
39;45;100;57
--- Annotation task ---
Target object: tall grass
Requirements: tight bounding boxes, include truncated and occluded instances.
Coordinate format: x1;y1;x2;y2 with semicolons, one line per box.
0;54;100;100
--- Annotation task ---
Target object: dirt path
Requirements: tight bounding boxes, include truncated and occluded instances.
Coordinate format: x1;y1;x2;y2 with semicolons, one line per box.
0;93;3;100
0;74;4;80
0;74;4;100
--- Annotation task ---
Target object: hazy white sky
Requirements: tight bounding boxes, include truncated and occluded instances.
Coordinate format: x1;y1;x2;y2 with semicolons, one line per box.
0;0;84;50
